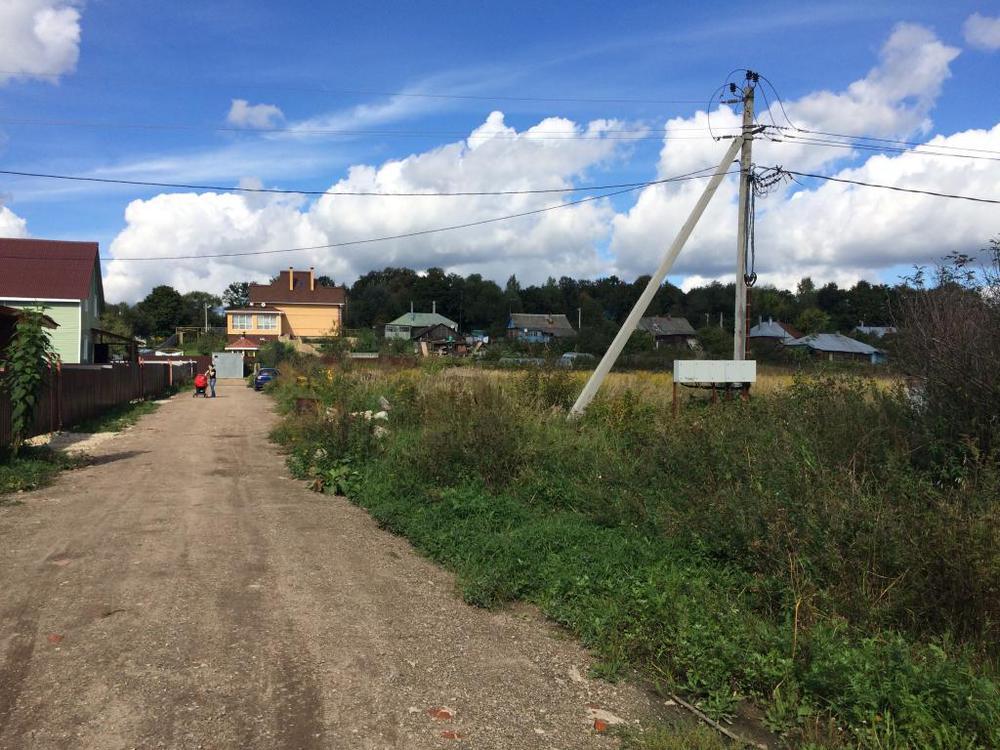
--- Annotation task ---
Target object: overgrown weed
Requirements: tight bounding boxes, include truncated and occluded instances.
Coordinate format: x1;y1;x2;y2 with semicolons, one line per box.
268;365;1000;748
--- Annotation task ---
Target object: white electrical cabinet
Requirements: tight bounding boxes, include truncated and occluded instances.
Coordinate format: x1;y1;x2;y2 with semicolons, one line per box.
673;360;757;384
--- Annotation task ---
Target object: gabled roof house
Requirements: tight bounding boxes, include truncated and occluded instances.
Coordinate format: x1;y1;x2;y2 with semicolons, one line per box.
227;267;348;345
749;317;803;343
384;305;458;340
0;238;103;363
637;316;697;348
785;332;886;364
507;313;576;343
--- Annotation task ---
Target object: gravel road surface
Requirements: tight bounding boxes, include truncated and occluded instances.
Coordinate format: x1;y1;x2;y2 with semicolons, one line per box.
0;381;658;749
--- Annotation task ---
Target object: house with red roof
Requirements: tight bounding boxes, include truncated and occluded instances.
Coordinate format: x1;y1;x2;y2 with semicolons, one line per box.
226;267;347;347
0;238;104;363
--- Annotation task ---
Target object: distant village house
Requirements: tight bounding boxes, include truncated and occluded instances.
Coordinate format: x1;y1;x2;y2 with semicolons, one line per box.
785;332;886;364
637;316;696;348
384;304;458;341
507;313;576;343
226;267;347;347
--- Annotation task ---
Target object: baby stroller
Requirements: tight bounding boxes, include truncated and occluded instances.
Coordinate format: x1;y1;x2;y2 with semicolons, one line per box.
193;373;209;398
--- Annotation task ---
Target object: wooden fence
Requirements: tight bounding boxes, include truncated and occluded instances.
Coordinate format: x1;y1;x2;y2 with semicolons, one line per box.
0;361;193;447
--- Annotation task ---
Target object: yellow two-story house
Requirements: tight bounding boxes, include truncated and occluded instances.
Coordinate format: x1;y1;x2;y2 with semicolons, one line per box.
226;267;347;349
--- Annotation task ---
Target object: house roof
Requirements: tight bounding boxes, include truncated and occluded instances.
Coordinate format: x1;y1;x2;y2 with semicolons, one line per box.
227;305;283;314
786;332;882;354
0;238;101;301
386;311;458;329
749;319;803;341
509;313;576;337
225;336;260;351
637;316;696;336
854;325;897;338
412;323;460;341
249;270;347;305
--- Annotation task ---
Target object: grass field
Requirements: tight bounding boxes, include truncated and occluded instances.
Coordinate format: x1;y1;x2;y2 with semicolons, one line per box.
270;361;998;749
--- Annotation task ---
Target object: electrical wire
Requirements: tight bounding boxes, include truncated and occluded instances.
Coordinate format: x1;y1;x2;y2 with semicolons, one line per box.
0;117;740;141
0;167;720;197
93;167;739;261
781;169;1000;205
769;132;1000;163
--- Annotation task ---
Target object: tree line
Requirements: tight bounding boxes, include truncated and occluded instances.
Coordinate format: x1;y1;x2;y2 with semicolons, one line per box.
101;268;903;341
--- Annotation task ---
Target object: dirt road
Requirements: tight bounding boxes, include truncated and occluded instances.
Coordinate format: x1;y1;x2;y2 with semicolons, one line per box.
0;382;657;749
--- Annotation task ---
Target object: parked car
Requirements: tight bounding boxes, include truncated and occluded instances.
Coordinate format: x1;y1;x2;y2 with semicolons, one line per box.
254;367;280;391
558;351;596;368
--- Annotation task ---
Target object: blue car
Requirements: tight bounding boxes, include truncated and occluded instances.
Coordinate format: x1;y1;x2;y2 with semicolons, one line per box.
254;367;280;391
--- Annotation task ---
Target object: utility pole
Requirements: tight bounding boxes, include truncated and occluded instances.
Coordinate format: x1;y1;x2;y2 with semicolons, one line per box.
204;303;209;333
569;136;743;418
733;73;755;360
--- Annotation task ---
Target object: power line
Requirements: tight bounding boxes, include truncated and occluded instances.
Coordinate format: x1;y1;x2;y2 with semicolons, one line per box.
781;169;1000;205
769;132;1000;163
773;125;1000;157
98;167;737;262
0;117;739;141
0;167;718;197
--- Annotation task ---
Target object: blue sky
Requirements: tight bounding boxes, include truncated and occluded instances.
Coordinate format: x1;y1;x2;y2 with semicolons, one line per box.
1;1;998;301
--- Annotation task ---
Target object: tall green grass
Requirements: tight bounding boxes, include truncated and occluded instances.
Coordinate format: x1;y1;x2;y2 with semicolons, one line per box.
270;365;999;749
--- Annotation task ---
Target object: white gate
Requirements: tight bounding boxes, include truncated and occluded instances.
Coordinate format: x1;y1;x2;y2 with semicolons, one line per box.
211;352;245;379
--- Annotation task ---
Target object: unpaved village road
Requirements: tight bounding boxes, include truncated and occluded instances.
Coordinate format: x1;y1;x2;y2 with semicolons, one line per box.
0;382;658;749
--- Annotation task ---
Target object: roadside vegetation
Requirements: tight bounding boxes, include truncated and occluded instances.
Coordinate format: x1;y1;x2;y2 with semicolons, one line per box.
268;360;998;749
68;399;160;433
0;446;82;499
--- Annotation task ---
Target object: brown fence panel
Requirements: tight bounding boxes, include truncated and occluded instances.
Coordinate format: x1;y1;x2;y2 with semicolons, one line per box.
0;361;184;448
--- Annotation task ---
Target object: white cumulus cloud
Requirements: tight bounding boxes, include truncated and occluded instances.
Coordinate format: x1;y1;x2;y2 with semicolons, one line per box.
610;23;973;286
964;12;1000;51
103;112;630;301
0;0;81;84
226;99;285;129
0;203;30;237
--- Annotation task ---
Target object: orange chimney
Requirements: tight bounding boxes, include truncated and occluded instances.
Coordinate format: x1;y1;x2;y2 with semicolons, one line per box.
288;266;294;290
309;266;315;291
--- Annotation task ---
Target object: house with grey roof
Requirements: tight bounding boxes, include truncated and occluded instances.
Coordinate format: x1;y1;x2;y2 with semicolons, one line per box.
785;332;886;364
637;316;696;348
749;317;802;344
384;304;458;340
507;313;575;343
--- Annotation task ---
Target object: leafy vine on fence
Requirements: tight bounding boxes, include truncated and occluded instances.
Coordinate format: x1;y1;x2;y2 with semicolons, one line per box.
1;309;57;456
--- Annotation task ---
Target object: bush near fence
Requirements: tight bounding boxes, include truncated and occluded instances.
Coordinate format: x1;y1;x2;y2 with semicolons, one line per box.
0;361;191;446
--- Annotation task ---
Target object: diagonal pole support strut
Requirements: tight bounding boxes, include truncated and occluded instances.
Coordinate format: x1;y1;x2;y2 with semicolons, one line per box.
568;136;744;418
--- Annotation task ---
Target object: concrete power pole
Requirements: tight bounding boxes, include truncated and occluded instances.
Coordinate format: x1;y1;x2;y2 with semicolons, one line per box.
733;77;755;360
569;136;744;418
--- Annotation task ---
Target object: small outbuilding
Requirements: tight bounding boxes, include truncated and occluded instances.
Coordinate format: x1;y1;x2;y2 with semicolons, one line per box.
784;332;886;364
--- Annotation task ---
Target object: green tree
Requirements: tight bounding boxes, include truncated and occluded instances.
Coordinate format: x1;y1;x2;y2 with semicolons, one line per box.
1;309;56;456
222;282;250;308
134;285;185;338
100;301;135;339
795;307;831;335
181;291;223;328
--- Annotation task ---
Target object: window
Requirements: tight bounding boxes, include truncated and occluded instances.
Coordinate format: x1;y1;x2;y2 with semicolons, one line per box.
231;313;252;330
256;314;277;330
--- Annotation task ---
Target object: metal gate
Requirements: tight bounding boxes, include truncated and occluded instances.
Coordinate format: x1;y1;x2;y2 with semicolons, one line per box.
211;352;245;379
